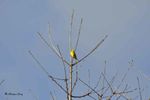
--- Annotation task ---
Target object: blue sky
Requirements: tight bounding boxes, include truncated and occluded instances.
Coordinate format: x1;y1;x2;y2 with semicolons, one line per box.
0;0;150;100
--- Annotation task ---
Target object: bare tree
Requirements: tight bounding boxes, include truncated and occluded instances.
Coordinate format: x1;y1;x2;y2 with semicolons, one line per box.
29;11;149;100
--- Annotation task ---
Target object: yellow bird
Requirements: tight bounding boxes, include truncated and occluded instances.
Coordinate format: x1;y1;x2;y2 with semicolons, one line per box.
70;49;78;60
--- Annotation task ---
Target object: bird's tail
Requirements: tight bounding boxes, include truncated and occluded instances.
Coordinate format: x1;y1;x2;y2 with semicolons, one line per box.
75;59;79;64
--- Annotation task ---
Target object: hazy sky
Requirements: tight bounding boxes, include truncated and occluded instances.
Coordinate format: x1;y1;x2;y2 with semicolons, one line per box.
0;0;150;100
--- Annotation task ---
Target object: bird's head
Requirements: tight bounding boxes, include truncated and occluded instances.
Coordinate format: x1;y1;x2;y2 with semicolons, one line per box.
70;49;75;52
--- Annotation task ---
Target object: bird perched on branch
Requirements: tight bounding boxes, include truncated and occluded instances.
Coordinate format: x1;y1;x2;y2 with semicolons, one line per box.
70;49;78;61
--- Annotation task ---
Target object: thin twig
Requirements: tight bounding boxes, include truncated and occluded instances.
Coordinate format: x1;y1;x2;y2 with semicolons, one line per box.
69;9;74;51
115;84;137;99
48;23;54;47
88;95;97;100
50;91;55;100
101;72;119;98
94;75;102;92
0;80;5;86
37;32;70;66
102;73;114;94
102;60;107;94
116;84;128;100
79;78;101;97
71;91;92;98
28;50;49;76
49;75;67;94
88;69;91;89
29;50;68;97
115;88;137;95
116;65;132;91
116;90;136;100
75;18;83;51
130;60;150;81
134;66;150;81
72;65;79;91
49;75;93;99
50;76;68;81
47;23;59;56
57;45;69;100
137;77;142;100
72;35;108;66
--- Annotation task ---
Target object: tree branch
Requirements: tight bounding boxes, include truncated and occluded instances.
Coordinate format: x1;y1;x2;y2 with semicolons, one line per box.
72;35;108;66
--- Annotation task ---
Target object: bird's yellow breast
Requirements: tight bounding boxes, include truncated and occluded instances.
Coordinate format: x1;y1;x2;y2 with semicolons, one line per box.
70;50;75;58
